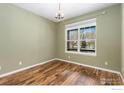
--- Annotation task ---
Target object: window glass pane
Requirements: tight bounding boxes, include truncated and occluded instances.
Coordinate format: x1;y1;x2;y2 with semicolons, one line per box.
80;26;96;40
67;29;78;40
80;28;85;39
67;41;78;51
80;41;95;53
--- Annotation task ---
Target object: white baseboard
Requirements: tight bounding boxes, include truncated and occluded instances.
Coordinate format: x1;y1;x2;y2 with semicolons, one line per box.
120;70;124;83
119;73;124;83
0;58;55;78
55;58;124;83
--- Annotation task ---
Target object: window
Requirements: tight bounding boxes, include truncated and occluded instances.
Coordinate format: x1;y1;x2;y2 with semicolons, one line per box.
65;18;96;56
67;29;78;52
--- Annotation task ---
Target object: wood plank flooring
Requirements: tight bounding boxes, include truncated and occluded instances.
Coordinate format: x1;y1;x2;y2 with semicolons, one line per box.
0;60;123;85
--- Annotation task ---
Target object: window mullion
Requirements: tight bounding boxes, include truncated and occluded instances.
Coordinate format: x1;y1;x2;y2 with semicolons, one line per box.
77;27;80;53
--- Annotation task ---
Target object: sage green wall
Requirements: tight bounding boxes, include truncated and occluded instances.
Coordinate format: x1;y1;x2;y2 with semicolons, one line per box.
0;4;57;75
56;4;122;71
0;4;122;75
122;4;124;77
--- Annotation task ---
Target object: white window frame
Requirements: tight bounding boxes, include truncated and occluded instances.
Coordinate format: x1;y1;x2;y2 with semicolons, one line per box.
65;18;97;56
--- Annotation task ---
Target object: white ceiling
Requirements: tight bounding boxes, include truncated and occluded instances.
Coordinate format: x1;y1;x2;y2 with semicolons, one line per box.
14;3;117;22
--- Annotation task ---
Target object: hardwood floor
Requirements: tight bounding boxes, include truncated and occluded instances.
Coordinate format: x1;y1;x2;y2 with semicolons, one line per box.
0;60;123;85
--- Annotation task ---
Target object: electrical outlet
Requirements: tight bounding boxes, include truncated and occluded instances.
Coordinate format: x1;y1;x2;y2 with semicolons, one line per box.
68;56;70;59
105;61;108;66
0;66;2;70
19;61;22;65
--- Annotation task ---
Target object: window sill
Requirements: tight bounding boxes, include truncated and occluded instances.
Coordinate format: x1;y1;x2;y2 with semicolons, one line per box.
65;51;96;56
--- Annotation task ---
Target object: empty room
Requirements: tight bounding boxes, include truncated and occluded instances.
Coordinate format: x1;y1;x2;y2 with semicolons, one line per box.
0;3;124;86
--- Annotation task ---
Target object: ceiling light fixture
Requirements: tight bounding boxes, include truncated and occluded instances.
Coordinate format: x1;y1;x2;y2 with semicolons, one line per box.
55;3;64;20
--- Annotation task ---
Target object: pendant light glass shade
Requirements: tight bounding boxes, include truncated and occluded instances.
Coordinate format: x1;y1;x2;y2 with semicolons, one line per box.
55;3;64;20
